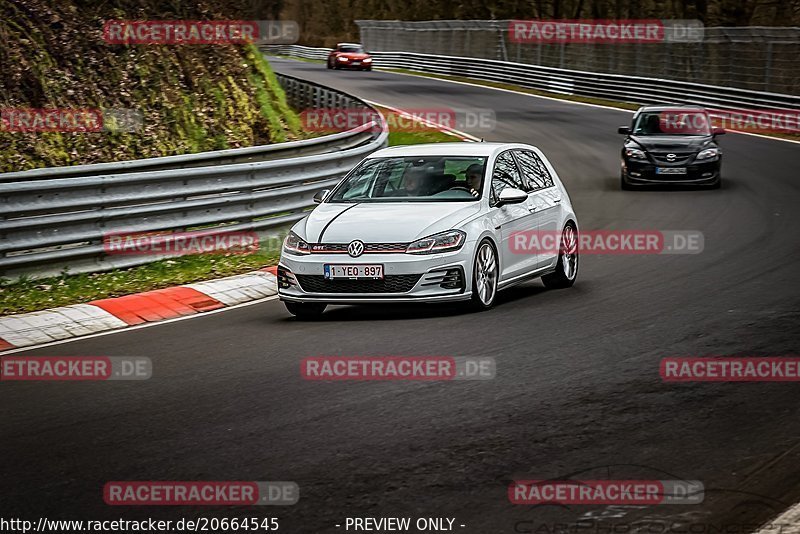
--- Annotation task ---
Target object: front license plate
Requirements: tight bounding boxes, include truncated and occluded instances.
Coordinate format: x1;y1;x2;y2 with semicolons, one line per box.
656;167;687;175
352;61;361;65
324;264;383;279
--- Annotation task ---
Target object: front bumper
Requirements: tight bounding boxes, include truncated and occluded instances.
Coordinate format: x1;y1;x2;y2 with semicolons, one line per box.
277;249;472;304
622;157;721;185
335;61;372;69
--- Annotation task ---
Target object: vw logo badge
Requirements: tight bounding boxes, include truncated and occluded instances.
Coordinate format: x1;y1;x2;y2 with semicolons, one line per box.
666;153;677;161
347;240;365;258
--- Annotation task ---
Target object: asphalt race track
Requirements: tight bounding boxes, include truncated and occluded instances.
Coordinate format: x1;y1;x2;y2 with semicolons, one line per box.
2;57;799;533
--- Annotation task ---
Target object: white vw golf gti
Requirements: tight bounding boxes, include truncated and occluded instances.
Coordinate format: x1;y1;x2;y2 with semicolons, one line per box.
278;143;579;318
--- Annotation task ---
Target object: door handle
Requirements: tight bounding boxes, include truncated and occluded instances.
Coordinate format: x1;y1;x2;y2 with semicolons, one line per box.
527;206;537;212
554;198;562;203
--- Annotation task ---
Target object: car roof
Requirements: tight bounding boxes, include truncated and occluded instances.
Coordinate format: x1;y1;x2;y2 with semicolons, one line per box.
367;142;530;159
637;105;707;113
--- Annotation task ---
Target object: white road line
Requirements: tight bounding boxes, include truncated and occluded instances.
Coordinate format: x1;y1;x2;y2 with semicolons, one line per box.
364;99;480;142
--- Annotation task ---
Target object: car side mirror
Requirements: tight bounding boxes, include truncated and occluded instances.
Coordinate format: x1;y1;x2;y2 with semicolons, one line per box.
712;127;726;136
496;188;528;207
617;126;630;135
313;189;330;204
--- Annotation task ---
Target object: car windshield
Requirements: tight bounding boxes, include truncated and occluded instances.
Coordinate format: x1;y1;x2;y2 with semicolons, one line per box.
327;156;487;203
632;111;712;136
339;45;364;53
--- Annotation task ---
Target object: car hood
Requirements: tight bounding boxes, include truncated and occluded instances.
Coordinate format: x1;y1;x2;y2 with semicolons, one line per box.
629;135;714;151
296;202;481;243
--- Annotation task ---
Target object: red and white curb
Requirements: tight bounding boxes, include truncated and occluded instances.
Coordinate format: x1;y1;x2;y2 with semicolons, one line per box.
0;267;278;352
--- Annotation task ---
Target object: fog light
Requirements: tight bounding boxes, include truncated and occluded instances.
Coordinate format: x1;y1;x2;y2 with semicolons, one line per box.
421;268;465;291
277;265;297;289
440;268;463;290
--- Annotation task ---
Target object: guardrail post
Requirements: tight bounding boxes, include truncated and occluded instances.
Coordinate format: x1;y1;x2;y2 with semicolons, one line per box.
765;42;773;92
497;28;508;62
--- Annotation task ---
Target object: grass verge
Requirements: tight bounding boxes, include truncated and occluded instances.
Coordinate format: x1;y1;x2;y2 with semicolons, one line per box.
388;130;461;145
376;105;464;145
0;249;282;316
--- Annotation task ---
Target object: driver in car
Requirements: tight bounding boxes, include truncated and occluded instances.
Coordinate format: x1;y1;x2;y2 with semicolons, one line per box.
465;164;484;197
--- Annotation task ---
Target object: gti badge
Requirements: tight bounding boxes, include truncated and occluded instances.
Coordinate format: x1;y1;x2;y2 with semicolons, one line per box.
348;240;365;258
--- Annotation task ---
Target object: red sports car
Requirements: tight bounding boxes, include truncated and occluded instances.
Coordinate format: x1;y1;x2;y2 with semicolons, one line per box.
327;43;373;71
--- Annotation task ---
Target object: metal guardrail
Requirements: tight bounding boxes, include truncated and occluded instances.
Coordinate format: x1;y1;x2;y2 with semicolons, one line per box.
0;128;377;183
0;73;388;279
266;45;800;110
354;21;800;95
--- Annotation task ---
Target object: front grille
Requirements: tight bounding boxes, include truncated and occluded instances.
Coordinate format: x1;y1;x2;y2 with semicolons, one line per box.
627;160;719;181
309;242;408;254
651;151;694;164
296;274;422;293
365;243;408;252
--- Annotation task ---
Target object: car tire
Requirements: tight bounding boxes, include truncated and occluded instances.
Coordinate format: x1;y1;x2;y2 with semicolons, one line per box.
326;61;332;69
620;172;633;190
469;239;499;311
285;301;327;319
364;67;372;71
542;223;579;289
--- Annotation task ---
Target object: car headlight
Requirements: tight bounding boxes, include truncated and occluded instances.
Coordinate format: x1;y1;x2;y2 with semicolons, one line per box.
363;57;372;63
625;147;647;159
696;148;720;160
283;231;310;255
406;230;466;255
337;56;349;61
